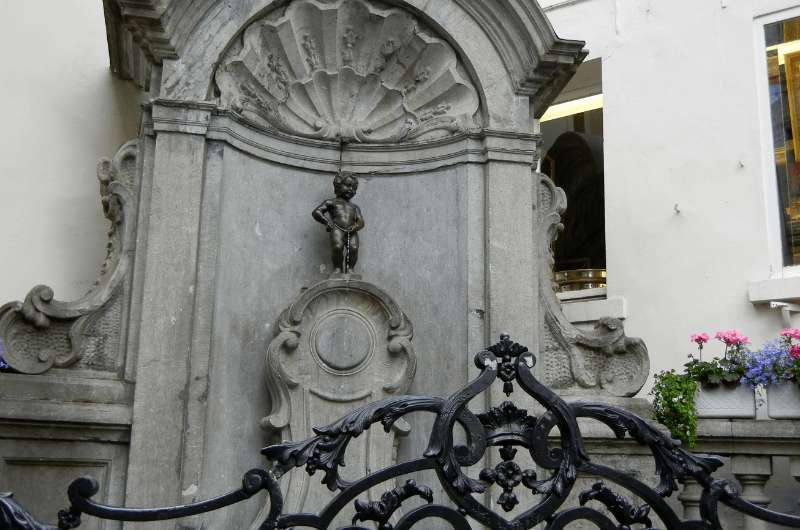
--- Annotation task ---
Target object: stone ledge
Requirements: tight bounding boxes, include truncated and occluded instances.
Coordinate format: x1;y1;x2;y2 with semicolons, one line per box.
748;276;800;303
560;295;627;323
200;112;540;173
0;373;133;427
696;418;800;457
698;418;800;438
0;420;130;443
0;398;132;426
0;373;133;404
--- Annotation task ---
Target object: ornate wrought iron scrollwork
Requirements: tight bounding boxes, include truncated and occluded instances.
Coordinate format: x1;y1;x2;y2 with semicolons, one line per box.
351;479;433;530
579;481;653;530
9;335;800;529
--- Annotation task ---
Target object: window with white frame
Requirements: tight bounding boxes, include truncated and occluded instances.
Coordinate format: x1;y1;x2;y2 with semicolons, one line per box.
765;16;800;267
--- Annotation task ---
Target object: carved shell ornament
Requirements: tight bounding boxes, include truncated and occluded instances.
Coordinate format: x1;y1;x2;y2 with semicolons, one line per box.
214;0;481;143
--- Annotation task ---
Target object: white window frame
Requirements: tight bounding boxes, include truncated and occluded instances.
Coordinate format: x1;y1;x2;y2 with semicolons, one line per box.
754;4;800;278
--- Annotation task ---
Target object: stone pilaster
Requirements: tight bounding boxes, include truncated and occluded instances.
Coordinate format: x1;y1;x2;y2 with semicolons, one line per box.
678;477;702;520
124;104;211;529
791;457;800;510
485;157;537;348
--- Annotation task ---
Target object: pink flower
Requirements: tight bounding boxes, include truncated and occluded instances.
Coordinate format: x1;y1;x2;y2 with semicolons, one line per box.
791;345;800;359
690;333;709;344
714;329;749;346
781;328;800;340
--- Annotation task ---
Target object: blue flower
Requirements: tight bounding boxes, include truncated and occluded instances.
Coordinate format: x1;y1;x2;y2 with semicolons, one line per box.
741;339;793;388
0;337;8;371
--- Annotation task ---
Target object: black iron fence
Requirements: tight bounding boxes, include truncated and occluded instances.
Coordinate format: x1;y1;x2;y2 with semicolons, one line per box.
4;335;800;530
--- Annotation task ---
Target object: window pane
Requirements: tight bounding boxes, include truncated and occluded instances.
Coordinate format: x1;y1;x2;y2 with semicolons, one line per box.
541;105;605;292
765;16;800;266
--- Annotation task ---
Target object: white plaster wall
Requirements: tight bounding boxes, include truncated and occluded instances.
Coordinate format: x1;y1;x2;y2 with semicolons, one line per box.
0;1;139;302
543;0;800;392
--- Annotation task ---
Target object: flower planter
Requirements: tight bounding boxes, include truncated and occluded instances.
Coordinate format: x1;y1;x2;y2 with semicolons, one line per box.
694;384;755;419
767;382;800;419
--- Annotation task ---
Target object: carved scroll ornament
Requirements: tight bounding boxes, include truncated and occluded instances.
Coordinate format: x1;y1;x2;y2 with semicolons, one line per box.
214;0;481;143
256;276;415;528
536;174;650;397
0;141;138;374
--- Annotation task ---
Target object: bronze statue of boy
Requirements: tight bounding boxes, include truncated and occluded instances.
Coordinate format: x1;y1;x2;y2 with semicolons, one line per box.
312;171;365;273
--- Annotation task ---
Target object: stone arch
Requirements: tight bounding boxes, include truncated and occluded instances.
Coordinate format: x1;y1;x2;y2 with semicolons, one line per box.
142;0;585;131
211;0;484;144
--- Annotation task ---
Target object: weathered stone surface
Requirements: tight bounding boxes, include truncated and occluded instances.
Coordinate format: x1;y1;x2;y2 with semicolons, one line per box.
215;0;481;143
105;0;586;113
0;434;129;530
253;275;415;529
124;131;208;529
0;142;138;528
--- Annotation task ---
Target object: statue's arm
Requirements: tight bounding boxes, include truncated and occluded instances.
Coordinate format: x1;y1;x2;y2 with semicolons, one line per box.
312;200;332;227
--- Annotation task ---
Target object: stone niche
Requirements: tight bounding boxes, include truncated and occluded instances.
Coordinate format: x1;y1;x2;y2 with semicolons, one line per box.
0;1;653;529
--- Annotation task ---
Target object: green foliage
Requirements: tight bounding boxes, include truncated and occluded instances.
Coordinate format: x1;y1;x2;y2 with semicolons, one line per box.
683;355;746;386
650;370;698;448
788;361;800;383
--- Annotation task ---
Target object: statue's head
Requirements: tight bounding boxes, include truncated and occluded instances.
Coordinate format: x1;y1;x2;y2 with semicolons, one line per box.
333;171;358;200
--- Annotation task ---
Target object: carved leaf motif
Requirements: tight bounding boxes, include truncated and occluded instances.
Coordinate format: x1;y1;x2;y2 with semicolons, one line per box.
215;0;480;143
352;480;433;530
263;395;443;491
537;173;650;397
579;482;652;528
572;402;724;496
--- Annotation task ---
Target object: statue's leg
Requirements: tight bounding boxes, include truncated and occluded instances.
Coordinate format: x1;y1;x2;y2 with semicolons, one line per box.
349;234;359;270
331;231;346;272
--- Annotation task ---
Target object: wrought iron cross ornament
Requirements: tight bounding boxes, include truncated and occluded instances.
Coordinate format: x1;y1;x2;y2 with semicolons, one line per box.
5;335;800;530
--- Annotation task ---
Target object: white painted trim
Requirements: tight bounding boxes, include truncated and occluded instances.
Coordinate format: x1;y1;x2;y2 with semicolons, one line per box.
749;277;800;303
557;287;607;301
783;264;800;278
753;6;800;278
753;0;800;20
560;295;626;324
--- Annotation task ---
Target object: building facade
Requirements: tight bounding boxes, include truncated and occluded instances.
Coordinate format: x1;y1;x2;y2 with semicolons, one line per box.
3;1;800;528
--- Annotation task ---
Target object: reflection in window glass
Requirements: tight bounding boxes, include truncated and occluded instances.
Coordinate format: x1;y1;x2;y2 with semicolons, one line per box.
541;104;605;292
765;16;800;266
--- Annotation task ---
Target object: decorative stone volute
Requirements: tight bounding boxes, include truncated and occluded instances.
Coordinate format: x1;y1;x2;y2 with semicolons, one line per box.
257;275;415;527
537;173;650;397
0;141;139;375
214;0;481;143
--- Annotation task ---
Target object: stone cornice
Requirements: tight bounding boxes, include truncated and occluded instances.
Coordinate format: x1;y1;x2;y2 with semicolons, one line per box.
451;0;587;115
147;100;540;172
